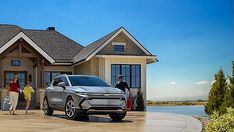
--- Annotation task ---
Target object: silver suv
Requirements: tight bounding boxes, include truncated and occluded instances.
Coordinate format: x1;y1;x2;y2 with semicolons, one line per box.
43;75;127;120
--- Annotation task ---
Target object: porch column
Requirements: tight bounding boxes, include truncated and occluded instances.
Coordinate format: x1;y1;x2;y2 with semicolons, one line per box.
0;59;2;88
37;59;41;88
41;59;45;88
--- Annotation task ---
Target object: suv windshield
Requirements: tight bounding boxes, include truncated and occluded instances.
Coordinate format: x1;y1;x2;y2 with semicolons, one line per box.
68;76;110;87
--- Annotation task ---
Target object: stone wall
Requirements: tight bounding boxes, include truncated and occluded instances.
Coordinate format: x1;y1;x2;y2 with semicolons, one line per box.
0;88;8;107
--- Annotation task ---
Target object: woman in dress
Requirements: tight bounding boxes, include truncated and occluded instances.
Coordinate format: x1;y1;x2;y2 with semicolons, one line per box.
8;74;20;115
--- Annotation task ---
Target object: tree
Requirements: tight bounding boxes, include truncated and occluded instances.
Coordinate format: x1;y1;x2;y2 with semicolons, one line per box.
205;69;227;115
136;88;145;111
229;61;234;108
220;62;234;114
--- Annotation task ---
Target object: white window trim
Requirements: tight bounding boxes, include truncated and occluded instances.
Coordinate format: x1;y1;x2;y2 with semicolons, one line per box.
112;42;126;46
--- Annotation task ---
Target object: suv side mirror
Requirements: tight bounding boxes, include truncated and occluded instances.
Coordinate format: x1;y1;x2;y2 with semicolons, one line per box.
58;82;66;89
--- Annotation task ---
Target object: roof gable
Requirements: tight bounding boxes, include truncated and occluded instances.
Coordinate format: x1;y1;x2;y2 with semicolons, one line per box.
0;31;55;63
0;24;84;63
73;27;152;64
97;32;148;56
22;29;84;63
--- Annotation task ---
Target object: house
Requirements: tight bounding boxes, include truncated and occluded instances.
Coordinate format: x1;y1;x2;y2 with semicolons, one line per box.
0;24;157;109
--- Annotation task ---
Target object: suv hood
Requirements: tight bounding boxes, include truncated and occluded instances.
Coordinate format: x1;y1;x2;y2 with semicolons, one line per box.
72;86;124;94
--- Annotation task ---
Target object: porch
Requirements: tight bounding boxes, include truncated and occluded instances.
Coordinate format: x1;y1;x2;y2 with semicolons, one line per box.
0;38;47;109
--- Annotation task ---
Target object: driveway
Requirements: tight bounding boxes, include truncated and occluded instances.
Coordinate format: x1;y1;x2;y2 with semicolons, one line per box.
0;110;202;132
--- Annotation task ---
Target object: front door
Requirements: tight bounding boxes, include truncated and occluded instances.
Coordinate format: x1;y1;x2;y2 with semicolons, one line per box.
5;71;27;102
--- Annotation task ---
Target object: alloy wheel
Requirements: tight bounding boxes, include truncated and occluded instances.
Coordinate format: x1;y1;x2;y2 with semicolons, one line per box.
66;100;75;118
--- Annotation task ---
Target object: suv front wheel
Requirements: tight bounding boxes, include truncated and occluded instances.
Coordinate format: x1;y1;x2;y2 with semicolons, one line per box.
43;97;53;116
109;111;127;121
65;97;79;120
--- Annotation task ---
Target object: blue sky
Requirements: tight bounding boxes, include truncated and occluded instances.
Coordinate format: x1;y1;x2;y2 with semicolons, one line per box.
0;0;233;100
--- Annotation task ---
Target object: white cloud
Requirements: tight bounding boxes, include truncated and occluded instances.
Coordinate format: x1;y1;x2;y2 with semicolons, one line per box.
170;81;176;85
195;81;209;85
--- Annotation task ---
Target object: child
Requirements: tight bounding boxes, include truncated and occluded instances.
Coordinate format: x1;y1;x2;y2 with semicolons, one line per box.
23;82;35;114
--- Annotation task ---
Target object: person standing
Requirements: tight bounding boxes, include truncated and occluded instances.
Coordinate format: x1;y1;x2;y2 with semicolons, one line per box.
115;75;132;110
8;74;20;115
23;81;35;114
115;75;130;93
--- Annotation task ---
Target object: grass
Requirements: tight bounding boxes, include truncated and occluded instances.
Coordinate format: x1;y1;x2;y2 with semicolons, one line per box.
146;100;207;106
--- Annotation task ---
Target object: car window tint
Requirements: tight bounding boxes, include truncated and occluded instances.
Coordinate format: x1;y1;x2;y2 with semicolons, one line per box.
60;77;69;86
68;76;109;87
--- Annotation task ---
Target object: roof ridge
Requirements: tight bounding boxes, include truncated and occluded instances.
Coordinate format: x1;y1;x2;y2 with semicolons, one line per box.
85;27;122;47
73;27;122;64
0;24;20;27
54;30;84;48
22;29;47;31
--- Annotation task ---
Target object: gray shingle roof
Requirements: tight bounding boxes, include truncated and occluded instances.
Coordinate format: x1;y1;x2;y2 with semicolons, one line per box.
0;24;84;63
73;27;121;63
0;24;154;64
0;24;21;48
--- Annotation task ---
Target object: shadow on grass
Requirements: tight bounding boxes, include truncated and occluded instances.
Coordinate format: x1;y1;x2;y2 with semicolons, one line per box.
52;114;133;123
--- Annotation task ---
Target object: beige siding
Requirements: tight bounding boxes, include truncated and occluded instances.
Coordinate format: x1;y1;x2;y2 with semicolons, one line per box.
98;56;147;101
74;60;91;75
2;57;34;87
97;32;147;56
90;57;99;76
74;57;99;76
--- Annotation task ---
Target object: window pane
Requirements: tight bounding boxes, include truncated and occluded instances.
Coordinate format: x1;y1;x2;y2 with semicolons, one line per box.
60;77;69;86
131;66;135;77
11;60;20;66
68;76;109;87
130;65;141;88
114;45;124;52
136;66;140;77
111;64;120;86
44;72;51;86
136;76;140;88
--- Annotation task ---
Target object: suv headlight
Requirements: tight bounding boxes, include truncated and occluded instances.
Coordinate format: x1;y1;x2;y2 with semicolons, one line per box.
75;91;88;95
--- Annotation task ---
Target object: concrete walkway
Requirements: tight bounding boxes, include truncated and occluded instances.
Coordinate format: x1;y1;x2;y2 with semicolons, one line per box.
0;110;202;132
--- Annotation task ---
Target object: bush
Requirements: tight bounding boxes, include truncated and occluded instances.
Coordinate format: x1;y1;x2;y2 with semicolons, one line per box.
136;88;145;111
205;108;234;132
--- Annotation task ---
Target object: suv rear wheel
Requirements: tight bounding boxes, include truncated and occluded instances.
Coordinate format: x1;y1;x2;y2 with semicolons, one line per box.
109;111;127;121
65;97;79;120
43;97;53;116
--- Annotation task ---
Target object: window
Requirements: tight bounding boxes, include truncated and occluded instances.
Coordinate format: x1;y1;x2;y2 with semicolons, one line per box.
11;60;20;66
60;77;69;86
53;77;69;87
111;64;141;88
44;71;72;86
131;65;141;88
112;42;125;52
68;76;109;87
113;45;124;52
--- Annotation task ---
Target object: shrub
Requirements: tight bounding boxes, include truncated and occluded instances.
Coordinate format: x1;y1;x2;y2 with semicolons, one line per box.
205;108;234;132
136;88;145;111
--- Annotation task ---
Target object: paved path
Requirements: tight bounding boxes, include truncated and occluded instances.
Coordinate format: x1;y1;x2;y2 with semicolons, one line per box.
0;110;202;132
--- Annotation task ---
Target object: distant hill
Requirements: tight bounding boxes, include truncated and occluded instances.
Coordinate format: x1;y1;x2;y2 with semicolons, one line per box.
149;96;208;101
